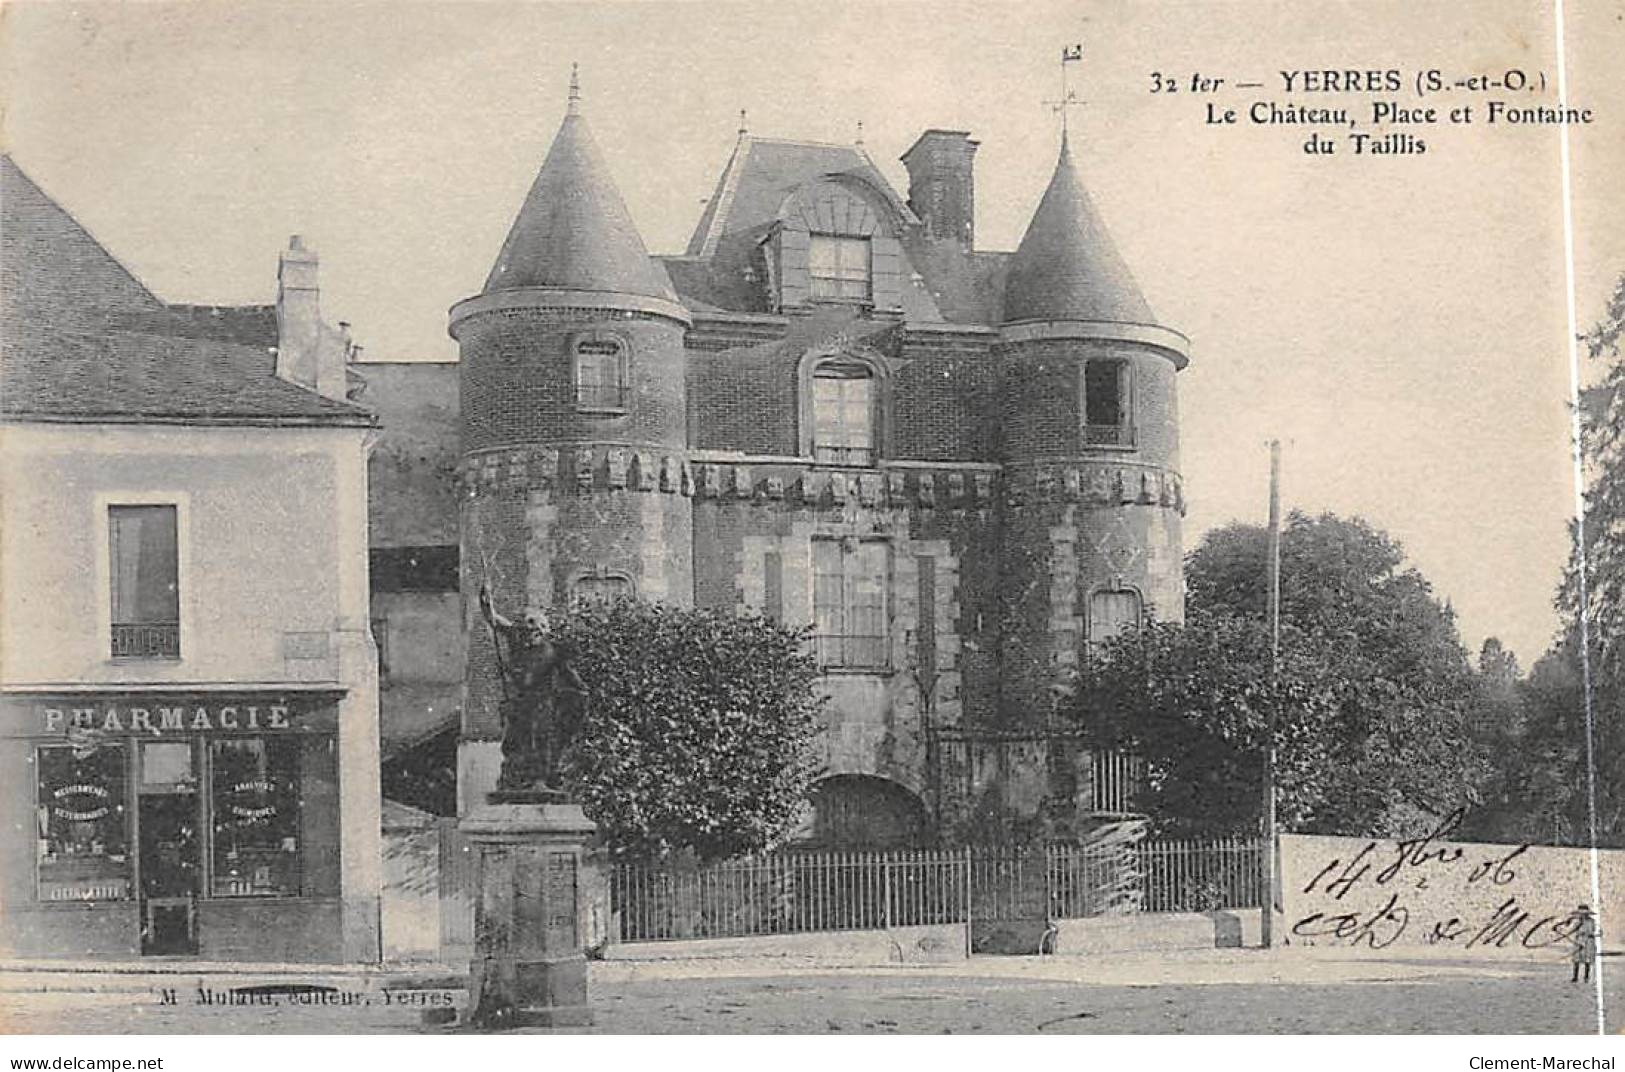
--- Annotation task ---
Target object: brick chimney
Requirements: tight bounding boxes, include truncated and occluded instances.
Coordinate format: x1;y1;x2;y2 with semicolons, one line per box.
901;130;979;249
275;235;349;401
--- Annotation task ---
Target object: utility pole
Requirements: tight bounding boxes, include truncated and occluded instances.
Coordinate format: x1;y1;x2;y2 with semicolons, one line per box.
1260;440;1282;947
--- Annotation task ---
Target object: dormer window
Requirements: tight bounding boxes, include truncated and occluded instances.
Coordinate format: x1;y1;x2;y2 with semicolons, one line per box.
1083;358;1134;448
809;234;871;301
573;334;629;413
811;360;876;466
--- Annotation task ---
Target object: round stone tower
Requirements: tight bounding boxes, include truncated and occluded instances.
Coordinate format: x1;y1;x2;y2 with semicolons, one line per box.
995;132;1190;726
450;71;693;809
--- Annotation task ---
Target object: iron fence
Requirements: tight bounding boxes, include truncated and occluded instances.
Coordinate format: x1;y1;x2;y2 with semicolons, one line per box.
1090;750;1143;814
613;849;970;942
611;836;1267;942
1137;835;1264;913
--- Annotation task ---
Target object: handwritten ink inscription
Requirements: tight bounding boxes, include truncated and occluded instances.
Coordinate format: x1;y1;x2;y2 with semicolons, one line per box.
1282;810;1602;951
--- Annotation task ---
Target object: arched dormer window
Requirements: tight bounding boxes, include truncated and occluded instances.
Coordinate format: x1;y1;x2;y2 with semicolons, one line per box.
799;350;890;466
771;180;904;313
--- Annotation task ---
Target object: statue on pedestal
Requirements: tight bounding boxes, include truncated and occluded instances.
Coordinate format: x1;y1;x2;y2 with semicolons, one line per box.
478;584;587;798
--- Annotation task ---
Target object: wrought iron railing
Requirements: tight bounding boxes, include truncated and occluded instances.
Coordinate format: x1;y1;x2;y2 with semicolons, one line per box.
1083;423;1135;448
814;633;888;670
813;444;876;467
111;622;179;658
575;383;631;410
613;849;971;942
606;836;1267;943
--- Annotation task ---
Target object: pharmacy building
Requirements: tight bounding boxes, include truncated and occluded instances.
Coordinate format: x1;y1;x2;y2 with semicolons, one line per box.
0;157;382;962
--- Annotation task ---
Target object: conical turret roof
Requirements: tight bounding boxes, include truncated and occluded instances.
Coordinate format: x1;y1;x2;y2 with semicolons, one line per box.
483;72;677;302
1002;135;1154;325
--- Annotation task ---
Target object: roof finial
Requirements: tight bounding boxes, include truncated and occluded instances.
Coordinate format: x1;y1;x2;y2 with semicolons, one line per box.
738;108;748;136
855;119;865;146
567;63;581;116
1047;43;1084;142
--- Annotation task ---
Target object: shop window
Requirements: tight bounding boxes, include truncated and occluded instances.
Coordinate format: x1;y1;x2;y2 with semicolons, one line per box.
1083;359;1135;448
812;538;888;670
812;360;877;466
209;738;302;898
36;744;131;901
109;505;180;658
809;234;872;301
1089;588;1143;647
574;335;629;412
573;572;633;605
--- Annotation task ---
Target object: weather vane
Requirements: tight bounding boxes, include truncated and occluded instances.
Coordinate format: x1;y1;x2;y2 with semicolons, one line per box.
1044;42;1086;136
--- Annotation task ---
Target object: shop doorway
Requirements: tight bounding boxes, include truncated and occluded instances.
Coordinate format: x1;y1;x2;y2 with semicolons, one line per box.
138;742;199;956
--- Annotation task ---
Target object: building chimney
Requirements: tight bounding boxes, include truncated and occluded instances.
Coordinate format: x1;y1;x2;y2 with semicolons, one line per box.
900;130;979;249
275;235;349;402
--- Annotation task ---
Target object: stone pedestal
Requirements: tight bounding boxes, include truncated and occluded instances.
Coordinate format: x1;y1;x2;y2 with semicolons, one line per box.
460;798;596;1028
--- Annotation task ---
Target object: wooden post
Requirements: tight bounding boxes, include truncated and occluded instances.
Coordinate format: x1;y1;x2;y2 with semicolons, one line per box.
1261;439;1282;948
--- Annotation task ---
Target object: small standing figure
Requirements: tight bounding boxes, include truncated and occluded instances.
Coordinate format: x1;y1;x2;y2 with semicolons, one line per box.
1571;904;1598;984
478;583;588;796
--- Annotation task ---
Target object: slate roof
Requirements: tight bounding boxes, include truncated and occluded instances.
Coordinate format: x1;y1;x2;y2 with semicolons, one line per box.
1;155;374;426
482;82;678;303
684;135;918;259
1001;135;1156;325
3;321;371;425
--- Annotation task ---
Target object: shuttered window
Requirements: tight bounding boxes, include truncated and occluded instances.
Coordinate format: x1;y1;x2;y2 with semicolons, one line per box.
813;539;888;669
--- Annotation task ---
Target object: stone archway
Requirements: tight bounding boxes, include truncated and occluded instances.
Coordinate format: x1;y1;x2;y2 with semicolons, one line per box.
806;774;928;850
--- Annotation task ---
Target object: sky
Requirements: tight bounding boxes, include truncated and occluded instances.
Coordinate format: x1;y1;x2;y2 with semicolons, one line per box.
3;0;1622;669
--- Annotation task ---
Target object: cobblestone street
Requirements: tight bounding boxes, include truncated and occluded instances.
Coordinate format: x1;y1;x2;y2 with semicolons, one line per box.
1;953;1618;1035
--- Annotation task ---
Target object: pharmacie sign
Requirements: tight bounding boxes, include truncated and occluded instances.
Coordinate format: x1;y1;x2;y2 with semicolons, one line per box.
20;698;335;737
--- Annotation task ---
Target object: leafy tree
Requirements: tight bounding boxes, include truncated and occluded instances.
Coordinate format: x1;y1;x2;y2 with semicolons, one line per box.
551;599;824;861
1068;512;1490;837
1563;274;1625;685
1075;610;1340;837
1496;273;1625;847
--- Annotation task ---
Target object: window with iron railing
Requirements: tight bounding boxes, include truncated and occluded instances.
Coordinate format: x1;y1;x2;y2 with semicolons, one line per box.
812;361;877;467
813;539;888;670
574;336;629;412
1083;358;1135;449
109;505;179;659
572;572;633;606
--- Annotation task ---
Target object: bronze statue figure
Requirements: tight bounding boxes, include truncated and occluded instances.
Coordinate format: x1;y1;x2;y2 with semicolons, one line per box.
479;584;588;797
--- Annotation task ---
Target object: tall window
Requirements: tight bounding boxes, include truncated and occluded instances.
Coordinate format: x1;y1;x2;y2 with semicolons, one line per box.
813;539;888;669
1089;588;1143;648
809;234;872;301
812;361;876;466
109;505;179;658
1083;359;1134;447
210;738;302;898
574;336;628;412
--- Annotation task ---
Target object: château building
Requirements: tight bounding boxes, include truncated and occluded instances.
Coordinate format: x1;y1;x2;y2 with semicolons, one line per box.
367;72;1191;848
